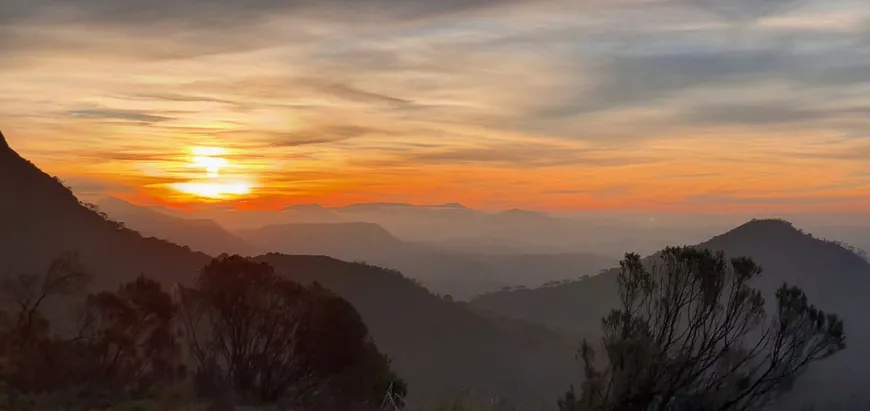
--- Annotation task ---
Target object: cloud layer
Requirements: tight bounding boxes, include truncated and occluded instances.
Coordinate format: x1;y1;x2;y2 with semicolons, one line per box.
1;0;869;210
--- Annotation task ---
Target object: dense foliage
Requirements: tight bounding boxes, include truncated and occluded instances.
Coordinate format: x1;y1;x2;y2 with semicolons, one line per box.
559;247;846;411
0;254;405;410
178;255;405;409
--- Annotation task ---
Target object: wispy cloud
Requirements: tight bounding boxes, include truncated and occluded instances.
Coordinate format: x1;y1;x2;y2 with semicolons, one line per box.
68;108;174;123
1;0;869;210
399;142;660;168
316;83;414;107
221;125;387;148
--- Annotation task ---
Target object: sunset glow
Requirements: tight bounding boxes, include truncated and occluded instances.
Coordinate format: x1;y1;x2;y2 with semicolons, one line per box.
166;146;255;199
1;0;868;211
191;147;230;178
170;181;253;199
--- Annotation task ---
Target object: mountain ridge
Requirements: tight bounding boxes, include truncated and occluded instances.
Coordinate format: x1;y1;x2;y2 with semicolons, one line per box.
470;217;870;408
97;196;256;256
0;131;212;289
0;131;578;408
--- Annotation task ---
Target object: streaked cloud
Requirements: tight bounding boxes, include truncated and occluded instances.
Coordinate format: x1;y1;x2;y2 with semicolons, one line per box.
68;108;174;123
1;0;868;211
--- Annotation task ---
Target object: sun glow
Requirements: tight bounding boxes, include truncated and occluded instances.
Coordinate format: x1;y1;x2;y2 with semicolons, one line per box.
169;146;255;199
171;181;252;199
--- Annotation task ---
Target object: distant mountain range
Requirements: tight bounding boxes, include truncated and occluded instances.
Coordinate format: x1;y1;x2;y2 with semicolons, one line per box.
4;130;868;409
471;218;870;409
96;197;256;256
237;222;620;299
0;131;578;408
102;200;620;299
153;199;718;258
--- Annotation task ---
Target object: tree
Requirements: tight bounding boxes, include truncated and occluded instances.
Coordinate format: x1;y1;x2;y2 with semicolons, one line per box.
0;255;90;393
560;247;845;411
78;274;183;394
0;254;88;347
0;264;184;399
178;255;405;408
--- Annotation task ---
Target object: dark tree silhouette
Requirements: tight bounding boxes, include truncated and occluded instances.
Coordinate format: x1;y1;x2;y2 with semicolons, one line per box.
177;255;404;409
0;254;88;347
0;265;186;400
77;274;183;394
0;255;92;394
560;247;845;411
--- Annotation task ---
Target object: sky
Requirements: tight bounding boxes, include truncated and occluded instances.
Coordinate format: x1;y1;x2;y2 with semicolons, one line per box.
1;0;869;212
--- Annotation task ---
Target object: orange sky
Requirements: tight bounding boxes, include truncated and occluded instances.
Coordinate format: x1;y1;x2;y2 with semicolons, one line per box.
2;0;869;212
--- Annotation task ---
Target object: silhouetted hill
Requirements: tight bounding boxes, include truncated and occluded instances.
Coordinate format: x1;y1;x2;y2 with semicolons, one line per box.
97;197;255;256
437;202;468;209
172;198;713;258
420;235;572;255
0;132;579;408
279;203;347;224
477;253;617;288
239;222;410;260
0;131;211;289
256;254;577;408
238;222;508;299
472;219;870;333
239;222;616;299
155;202;347;230
803;224;870;262
700;219;869;301
338;202;419;212
471;218;870;408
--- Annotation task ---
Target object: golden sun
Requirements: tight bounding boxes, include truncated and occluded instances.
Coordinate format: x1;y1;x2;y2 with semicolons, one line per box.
170;146;253;199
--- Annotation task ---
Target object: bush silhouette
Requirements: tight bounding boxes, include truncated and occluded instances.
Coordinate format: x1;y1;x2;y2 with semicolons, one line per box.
560;247;845;411
177;254;405;409
1;255;405;410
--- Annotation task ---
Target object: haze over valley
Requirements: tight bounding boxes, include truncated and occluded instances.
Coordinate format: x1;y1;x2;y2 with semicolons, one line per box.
1;132;869;409
2;0;870;408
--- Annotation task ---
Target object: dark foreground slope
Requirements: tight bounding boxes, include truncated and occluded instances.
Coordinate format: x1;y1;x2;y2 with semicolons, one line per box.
0;132;578;408
0;131;212;288
257;254;577;408
471;219;870;408
240;222;615;299
239;222;508;299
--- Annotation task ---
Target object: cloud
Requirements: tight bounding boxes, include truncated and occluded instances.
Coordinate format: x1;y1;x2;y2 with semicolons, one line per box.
662;172;719;179
686;193;870;206
221;125;386;148
126;92;243;106
317;83;414;107
68;108;173;123
545;51;831;117
535;22;870;119
685;0;812;22
61;176;134;195
400;141;660;168
681;104;823;126
72;152;178;162
0;0;526;28
3;0;870;211
791;144;870;161
678;103;870;127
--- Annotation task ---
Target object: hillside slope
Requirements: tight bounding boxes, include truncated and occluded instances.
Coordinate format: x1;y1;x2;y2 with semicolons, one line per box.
257;254;577;408
0;131;580;409
238;222;411;261
98;197;256;256
471;219;870;408
0;131;211;288
239;222;615;299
